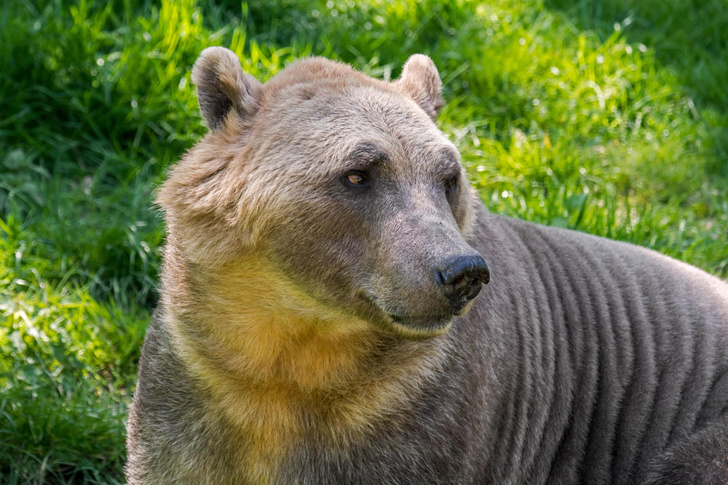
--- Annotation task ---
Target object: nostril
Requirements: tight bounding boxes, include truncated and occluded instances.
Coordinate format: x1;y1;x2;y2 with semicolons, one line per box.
451;274;466;287
475;266;490;285
435;270;446;288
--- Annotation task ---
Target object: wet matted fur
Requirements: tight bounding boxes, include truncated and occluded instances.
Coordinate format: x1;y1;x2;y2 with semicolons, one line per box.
126;48;728;484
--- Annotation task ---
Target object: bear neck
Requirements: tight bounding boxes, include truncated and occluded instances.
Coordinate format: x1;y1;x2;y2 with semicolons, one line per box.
159;238;451;449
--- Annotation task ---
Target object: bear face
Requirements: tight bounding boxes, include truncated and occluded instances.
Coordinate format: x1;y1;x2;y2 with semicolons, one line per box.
157;48;489;340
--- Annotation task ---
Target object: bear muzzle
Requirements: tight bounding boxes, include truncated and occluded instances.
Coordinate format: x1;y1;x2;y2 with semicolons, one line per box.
372;253;490;339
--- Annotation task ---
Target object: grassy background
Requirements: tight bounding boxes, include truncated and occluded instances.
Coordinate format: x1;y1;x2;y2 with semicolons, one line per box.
1;0;726;482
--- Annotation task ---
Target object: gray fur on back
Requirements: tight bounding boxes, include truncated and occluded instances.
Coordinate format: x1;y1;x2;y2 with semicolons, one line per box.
127;209;728;484
463;212;728;484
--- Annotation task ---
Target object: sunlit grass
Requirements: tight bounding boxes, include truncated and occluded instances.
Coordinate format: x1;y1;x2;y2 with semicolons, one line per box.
1;0;726;481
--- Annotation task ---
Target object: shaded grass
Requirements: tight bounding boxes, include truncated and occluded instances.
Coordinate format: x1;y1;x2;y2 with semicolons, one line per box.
544;0;728;109
0;217;146;483
543;0;728;178
1;0;726;481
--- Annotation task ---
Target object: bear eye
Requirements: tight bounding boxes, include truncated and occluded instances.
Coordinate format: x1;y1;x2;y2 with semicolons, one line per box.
343;171;368;187
445;177;458;192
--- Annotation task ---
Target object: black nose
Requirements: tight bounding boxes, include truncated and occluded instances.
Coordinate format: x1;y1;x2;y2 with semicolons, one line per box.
435;255;490;309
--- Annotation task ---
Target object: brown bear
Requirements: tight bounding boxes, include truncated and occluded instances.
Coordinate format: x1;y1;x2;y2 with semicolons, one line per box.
125;47;728;484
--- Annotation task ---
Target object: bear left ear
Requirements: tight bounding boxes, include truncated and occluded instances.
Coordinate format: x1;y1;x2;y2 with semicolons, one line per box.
191;47;263;131
392;54;444;119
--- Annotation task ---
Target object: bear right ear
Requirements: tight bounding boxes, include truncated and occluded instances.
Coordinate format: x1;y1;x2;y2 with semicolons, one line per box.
191;47;263;131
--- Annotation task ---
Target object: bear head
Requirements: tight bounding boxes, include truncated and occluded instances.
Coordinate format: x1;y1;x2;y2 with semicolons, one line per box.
157;47;489;340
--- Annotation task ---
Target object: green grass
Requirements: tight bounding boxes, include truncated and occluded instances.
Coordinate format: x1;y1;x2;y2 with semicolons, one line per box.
1;0;726;482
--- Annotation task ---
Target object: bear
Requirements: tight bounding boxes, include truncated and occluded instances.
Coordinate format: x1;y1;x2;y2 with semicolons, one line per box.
125;47;728;484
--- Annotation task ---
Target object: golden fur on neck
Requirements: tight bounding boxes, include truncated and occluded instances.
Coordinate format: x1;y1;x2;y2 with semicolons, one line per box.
159;238;450;482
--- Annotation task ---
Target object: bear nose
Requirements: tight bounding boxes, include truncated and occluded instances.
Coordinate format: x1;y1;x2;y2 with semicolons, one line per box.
435;255;490;309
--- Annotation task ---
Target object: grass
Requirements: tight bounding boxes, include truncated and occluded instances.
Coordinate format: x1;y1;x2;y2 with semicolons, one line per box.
1;0;726;482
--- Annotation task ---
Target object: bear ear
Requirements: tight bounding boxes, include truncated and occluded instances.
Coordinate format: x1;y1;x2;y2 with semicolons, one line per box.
191;47;263;131
392;54;444;119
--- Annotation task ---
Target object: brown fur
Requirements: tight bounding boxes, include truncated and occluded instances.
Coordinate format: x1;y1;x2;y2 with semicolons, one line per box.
157;224;455;481
126;48;728;484
131;49;473;482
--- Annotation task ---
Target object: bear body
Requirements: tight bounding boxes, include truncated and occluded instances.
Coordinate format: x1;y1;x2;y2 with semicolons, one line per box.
126;48;728;484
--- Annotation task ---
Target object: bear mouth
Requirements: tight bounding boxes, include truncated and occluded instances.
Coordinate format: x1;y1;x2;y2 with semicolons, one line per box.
387;313;454;338
356;290;459;339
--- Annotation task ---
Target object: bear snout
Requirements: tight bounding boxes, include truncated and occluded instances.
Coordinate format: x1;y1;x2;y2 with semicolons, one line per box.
434;254;490;311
